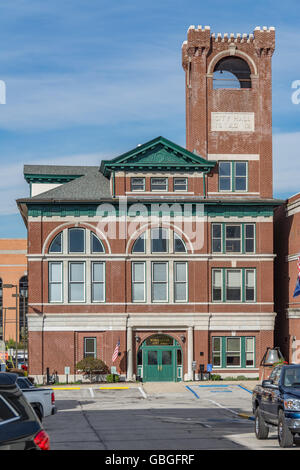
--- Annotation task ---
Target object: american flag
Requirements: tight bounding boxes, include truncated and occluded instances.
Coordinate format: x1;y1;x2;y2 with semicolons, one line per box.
293;256;300;298
112;339;120;363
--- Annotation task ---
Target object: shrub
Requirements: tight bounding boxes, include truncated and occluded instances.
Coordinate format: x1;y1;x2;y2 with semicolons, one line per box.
106;374;120;383
76;357;109;382
210;374;222;381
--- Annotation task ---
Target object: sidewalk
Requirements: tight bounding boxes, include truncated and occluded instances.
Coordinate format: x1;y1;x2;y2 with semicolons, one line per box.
141;380;258;394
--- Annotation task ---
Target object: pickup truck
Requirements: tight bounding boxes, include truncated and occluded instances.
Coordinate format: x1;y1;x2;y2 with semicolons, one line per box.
14;375;57;422
252;364;300;447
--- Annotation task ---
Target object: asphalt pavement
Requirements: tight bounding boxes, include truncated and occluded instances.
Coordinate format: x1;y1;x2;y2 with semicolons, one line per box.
41;381;291;451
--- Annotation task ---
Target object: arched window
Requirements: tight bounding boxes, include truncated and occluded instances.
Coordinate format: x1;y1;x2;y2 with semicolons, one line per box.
213;56;251;89
48;228;106;254
131;229;187;254
49;232;63;253
91;232;105;253
19;276;28;344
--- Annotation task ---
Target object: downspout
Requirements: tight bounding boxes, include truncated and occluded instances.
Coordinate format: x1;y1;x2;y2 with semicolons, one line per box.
112;170;115;198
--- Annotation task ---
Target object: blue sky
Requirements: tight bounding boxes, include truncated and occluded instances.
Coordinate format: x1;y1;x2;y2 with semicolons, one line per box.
0;0;299;237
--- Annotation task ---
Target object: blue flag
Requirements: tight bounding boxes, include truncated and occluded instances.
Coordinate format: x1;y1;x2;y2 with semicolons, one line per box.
293;277;300;298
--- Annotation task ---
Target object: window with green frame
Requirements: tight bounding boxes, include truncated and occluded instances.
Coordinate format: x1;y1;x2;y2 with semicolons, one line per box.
219;161;248;192
212;268;256;302
212;336;255;368
212;223;255;254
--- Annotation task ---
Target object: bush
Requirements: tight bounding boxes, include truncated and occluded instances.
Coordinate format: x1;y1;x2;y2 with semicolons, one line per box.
106;374;120;383
210;374;222;381
76;357;109;382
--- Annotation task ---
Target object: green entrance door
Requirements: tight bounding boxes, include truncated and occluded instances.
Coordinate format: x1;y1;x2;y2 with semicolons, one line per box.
144;349;174;382
137;334;183;382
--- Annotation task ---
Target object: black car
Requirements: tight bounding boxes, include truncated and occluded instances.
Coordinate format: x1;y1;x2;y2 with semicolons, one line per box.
0;372;50;450
252;364;300;448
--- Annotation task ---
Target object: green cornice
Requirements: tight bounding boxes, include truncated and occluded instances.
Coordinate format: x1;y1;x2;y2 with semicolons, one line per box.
26;201;279;219
100;136;216;177
24;174;83;184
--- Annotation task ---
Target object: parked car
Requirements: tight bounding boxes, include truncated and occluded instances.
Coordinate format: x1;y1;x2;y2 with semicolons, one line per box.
0;372;50;450
14;375;57;422
252;363;300;447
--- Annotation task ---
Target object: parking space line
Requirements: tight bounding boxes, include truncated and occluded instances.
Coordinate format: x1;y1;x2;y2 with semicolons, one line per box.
138;386;147;399
185;385;200;398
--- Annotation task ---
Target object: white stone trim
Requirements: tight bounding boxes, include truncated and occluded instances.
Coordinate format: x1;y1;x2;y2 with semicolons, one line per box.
207;154;259;161
27;311;275;332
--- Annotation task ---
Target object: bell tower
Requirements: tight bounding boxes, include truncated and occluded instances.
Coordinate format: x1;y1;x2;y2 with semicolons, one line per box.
182;25;275;198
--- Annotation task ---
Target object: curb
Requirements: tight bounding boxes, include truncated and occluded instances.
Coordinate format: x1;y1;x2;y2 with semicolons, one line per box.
238;413;255;421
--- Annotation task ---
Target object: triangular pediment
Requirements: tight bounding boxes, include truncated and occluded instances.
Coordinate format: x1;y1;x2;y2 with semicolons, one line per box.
100;136;216;176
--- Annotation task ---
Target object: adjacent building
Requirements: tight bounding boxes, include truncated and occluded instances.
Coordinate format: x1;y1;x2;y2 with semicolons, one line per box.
0;239;28;343
17;25;282;382
274;193;300;363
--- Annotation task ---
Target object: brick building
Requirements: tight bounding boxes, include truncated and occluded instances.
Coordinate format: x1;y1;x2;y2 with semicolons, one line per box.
0;239;28;343
17;25;281;382
274;193;300;363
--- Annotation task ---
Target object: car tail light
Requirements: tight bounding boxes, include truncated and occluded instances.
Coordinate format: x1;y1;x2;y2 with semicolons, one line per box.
51;392;55;404
34;430;50;450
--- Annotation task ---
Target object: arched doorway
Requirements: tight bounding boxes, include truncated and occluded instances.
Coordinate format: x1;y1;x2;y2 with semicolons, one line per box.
137;334;182;382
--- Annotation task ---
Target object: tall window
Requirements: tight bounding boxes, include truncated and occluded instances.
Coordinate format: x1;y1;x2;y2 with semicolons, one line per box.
132;262;146;302
49;262;63;302
19;276;28;342
69;262;85;302
174;262;188;302
48;228;106;304
219;162;248;192
84;338;96;358
91;262;105;302
152;262;168;302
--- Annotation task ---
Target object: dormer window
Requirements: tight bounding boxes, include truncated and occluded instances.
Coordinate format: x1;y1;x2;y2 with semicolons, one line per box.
151;177;168;192
131;177;145;192
174;178;187;192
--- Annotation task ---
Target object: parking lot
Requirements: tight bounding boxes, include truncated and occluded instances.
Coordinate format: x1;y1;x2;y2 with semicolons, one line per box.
40;381;293;451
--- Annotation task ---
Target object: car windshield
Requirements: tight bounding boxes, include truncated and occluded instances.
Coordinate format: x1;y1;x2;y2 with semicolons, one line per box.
283;367;300;387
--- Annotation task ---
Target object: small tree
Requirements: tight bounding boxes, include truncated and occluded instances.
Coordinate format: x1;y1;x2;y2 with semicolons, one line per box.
76;357;109;382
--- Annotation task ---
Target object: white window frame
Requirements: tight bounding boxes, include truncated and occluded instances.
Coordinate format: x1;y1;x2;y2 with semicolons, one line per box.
226;337;241;368
212;336;222;369
151;261;168;303
150;177;168;192
131;177;145;192
68;228;86;254
84;337;97;358
225;269;242;302
132;262;146;303
91;262;105;303
174;177;188;192
225;224;242;253
68;261;86;303
245;336;255;368
174;262;188;303
48;262;63;303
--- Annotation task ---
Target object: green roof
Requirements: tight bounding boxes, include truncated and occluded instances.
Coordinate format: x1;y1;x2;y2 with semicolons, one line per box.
100;136;216;177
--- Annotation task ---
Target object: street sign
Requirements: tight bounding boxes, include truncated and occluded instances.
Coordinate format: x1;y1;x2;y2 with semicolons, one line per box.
64;366;70;375
207;364;213;372
192;361;197;371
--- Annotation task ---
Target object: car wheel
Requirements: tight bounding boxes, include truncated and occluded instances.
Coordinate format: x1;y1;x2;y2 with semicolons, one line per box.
278;410;294;448
254;407;269;439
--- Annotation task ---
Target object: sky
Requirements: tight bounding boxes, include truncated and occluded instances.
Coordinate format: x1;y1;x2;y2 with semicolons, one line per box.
0;0;299;237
